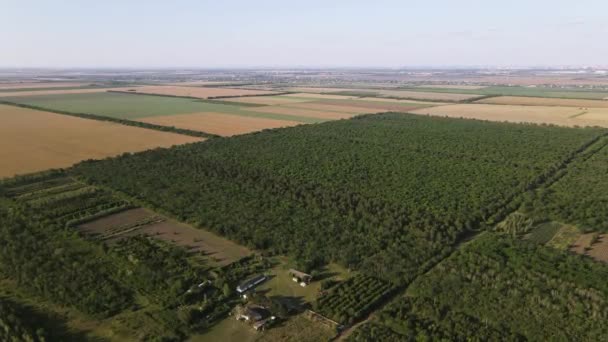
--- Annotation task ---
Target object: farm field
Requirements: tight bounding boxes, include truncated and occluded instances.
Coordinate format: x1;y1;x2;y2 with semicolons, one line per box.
282;87;481;101
0;87;131;97
401;85;608;100
477;95;608;108
72;113;605;286
115;85;279;98
139;112;302;136
280;102;386;114
0;81;89;90
410;103;608;127
2;91;325;124
0;104;200;178
585;235;608;263
217;95;314;105
351;233;608;341
78;208;252;266
415;84;488;90
246;105;356;120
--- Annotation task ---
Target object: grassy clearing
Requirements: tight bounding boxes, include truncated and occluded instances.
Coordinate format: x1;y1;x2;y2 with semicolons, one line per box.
525;221;562;244
546;224;581;249
257;259;353;304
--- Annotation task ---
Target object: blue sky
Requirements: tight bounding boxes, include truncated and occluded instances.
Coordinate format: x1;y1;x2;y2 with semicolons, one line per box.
1;0;606;68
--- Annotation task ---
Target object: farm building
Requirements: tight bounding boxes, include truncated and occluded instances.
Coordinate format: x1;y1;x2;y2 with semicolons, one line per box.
253;316;276;331
236;274;267;294
289;269;313;286
235;304;271;323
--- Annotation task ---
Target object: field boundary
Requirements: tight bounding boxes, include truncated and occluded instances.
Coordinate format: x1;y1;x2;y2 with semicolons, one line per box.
0;100;220;139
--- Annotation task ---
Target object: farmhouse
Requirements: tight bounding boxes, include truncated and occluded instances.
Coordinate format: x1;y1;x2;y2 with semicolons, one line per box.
236;274;267;294
289;269;313;286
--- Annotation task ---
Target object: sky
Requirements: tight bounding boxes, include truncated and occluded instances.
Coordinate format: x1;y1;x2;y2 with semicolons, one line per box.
1;0;607;68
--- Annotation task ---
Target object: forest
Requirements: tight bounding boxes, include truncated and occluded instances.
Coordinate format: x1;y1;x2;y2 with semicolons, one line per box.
348;295;523;341
72;113;605;284
520;136;608;232
395;233;608;340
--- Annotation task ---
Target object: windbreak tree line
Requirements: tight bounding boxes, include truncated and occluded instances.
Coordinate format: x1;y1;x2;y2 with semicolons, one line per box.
71;113;605;283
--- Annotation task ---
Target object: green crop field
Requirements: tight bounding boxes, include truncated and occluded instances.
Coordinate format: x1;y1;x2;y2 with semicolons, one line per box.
3;92;323;123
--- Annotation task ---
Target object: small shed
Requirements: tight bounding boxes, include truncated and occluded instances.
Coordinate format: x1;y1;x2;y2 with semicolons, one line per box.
289;269;313;286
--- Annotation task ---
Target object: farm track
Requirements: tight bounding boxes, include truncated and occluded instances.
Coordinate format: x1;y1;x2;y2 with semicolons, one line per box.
335;130;608;340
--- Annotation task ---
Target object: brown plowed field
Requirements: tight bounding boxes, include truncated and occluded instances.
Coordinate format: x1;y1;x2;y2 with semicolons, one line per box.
0;105;201;178
79;208;251;266
120;86;278;99
248;106;356;120
284;93;358;100
477;96;608;108
282;87;480;101
570;233;595;254
0;82;88;90
139;112;301;137
586;235;608;263
357;97;440;105
219;96;309;105
375;90;480;101
417;84;488;90
410;104;608;127
282;87;356;94
318;99;428;111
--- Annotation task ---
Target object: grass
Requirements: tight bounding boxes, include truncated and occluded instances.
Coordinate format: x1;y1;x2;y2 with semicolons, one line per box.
190;313;335;342
256;259;353;305
398;86;608;100
546;224;581;249
526;221;562;244
3;92;324;123
190;315;258;342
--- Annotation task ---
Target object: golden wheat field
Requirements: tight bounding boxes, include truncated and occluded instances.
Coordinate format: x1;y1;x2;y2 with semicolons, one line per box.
410;103;608;127
0;105;201;178
477;96;608;108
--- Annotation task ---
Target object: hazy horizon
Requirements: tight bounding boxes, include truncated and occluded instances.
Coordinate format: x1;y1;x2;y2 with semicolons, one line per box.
2;0;607;68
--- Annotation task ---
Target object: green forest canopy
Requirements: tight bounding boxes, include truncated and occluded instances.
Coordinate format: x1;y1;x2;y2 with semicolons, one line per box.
72;113;606;283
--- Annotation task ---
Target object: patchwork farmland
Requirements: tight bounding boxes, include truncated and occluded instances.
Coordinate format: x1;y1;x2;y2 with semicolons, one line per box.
4;68;608;341
2;90;434;137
